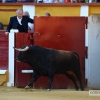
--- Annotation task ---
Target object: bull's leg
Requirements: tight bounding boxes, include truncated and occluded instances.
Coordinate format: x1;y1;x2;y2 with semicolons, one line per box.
65;72;79;90
74;71;84;91
46;75;54;91
25;72;39;89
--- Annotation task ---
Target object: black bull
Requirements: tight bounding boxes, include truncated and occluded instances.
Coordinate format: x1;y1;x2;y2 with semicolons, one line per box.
14;45;84;91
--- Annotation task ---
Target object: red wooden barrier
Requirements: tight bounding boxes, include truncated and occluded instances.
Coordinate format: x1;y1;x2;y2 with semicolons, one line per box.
33;17;86;89
0;30;8;70
14;33;33;87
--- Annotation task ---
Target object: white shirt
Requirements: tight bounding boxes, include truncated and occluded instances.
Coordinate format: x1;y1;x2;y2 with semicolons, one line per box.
28;23;34;30
17;17;22;25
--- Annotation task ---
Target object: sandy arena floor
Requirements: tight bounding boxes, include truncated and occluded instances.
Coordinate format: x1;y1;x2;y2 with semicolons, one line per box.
0;86;100;100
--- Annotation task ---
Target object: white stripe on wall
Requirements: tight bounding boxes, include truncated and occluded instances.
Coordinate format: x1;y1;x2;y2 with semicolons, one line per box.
22;70;33;73
80;6;89;80
7;29;19;87
80;6;88;17
23;5;35;19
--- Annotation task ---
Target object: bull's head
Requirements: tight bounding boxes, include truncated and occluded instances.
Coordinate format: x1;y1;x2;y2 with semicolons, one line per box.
14;46;30;63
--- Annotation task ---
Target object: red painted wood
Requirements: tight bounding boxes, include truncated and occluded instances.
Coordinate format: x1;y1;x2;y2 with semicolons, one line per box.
0;32;8;70
33;17;86;89
15;33;33;48
15;33;33;87
15;62;33;87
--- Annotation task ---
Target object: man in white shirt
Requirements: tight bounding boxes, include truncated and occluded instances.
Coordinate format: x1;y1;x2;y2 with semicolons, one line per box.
5;8;33;35
23;11;34;30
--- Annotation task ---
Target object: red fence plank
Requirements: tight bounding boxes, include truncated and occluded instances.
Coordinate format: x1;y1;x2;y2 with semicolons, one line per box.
15;33;33;87
0;32;8;70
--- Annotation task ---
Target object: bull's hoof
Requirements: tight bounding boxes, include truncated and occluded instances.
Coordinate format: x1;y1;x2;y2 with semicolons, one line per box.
46;89;51;91
75;89;79;91
80;87;84;91
25;86;31;89
75;86;79;91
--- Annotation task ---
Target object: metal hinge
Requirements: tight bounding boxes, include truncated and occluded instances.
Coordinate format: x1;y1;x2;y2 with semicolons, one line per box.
85;46;88;59
85;17;88;29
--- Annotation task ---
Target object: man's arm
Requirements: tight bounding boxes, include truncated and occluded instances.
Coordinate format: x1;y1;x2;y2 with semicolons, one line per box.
28;17;34;24
6;17;13;32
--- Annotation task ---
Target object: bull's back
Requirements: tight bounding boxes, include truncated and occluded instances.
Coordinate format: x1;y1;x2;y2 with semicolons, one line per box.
51;50;80;73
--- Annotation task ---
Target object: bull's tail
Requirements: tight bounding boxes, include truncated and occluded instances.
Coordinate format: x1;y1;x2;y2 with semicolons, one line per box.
72;51;80;60
71;51;84;91
72;51;82;76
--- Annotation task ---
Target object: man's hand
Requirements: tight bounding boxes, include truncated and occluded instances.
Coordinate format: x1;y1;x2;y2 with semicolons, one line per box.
5;32;9;35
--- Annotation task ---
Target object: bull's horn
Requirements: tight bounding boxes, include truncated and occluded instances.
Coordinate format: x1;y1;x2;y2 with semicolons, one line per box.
14;46;29;51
